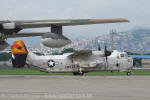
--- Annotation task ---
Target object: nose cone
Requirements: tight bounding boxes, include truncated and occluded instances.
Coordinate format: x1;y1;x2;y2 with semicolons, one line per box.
41;32;71;48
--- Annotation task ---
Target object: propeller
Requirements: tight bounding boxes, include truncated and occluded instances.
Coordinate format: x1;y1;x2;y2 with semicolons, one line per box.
104;45;112;69
104;45;112;57
104;45;108;63
97;40;101;51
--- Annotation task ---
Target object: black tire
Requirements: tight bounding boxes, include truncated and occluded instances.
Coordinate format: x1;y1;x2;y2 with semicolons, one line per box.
73;72;84;76
73;72;77;75
126;72;131;76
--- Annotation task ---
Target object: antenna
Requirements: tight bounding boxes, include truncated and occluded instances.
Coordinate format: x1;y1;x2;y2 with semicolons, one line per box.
110;29;116;51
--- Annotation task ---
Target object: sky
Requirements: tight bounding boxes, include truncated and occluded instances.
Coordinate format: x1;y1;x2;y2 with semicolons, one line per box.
0;0;150;44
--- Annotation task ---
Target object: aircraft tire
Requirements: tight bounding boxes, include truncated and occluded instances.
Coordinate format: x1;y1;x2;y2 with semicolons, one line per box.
73;72;84;76
126;72;131;76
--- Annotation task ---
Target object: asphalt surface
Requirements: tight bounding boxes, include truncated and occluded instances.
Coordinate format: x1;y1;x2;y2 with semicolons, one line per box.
0;75;150;100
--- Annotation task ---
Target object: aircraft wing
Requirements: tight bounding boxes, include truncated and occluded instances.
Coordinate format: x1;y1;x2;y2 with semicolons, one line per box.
7;32;46;38
14;18;129;29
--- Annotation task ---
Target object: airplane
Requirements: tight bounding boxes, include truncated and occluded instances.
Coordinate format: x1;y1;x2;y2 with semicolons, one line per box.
11;41;133;76
0;18;129;50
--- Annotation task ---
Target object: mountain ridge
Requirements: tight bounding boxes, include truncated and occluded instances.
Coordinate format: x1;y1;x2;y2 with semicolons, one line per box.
65;27;150;53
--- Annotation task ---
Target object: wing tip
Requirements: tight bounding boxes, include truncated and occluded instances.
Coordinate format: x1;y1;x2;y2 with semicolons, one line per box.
90;18;130;23
118;18;130;23
124;19;130;23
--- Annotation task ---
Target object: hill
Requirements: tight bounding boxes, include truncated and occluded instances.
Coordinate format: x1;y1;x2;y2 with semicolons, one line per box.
66;27;150;53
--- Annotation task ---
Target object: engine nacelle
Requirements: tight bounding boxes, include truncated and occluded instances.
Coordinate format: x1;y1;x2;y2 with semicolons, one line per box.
2;22;16;29
41;32;72;48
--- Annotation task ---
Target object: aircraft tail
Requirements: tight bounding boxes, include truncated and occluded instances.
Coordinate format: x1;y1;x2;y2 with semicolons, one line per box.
10;40;28;68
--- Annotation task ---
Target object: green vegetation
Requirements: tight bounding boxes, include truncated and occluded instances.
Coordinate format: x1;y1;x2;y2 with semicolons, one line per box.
0;53;11;61
0;68;72;75
62;48;76;53
0;68;150;75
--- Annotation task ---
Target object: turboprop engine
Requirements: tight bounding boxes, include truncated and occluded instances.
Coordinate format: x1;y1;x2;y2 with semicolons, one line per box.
0;22;19;35
41;32;72;48
2;22;16;29
0;22;16;30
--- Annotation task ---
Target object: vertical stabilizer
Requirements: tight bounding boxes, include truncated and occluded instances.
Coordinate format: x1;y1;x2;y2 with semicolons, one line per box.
10;40;28;68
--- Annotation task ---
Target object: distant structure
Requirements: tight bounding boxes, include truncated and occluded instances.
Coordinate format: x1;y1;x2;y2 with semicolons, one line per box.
110;29;117;51
128;55;150;67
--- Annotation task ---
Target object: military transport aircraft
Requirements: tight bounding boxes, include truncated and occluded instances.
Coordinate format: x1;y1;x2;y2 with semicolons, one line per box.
11;40;133;76
0;18;128;50
25;48;133;76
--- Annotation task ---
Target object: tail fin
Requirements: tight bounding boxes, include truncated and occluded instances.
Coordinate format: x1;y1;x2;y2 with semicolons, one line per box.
11;40;28;68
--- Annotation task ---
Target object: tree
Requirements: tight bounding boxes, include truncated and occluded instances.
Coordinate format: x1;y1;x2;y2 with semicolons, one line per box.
62;48;76;53
0;53;11;61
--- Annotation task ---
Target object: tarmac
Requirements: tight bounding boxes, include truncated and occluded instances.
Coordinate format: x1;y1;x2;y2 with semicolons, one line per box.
0;75;150;100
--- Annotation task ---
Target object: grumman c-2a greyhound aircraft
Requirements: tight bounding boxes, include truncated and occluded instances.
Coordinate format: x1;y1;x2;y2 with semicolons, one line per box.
26;48;133;76
0;18;128;50
11;41;133;76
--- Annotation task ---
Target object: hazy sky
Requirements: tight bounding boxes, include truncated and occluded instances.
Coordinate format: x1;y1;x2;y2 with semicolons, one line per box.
0;0;149;43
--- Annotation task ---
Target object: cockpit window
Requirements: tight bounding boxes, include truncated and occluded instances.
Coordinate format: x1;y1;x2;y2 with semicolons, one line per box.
120;54;124;57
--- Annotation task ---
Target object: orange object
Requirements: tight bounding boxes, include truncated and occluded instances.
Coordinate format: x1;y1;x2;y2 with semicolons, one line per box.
11;40;28;54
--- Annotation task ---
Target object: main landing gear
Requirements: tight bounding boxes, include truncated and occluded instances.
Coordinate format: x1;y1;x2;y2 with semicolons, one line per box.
73;67;84;76
126;70;131;76
73;72;84;76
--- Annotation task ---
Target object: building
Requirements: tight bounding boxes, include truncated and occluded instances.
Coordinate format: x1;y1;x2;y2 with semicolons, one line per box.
128;55;150;67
